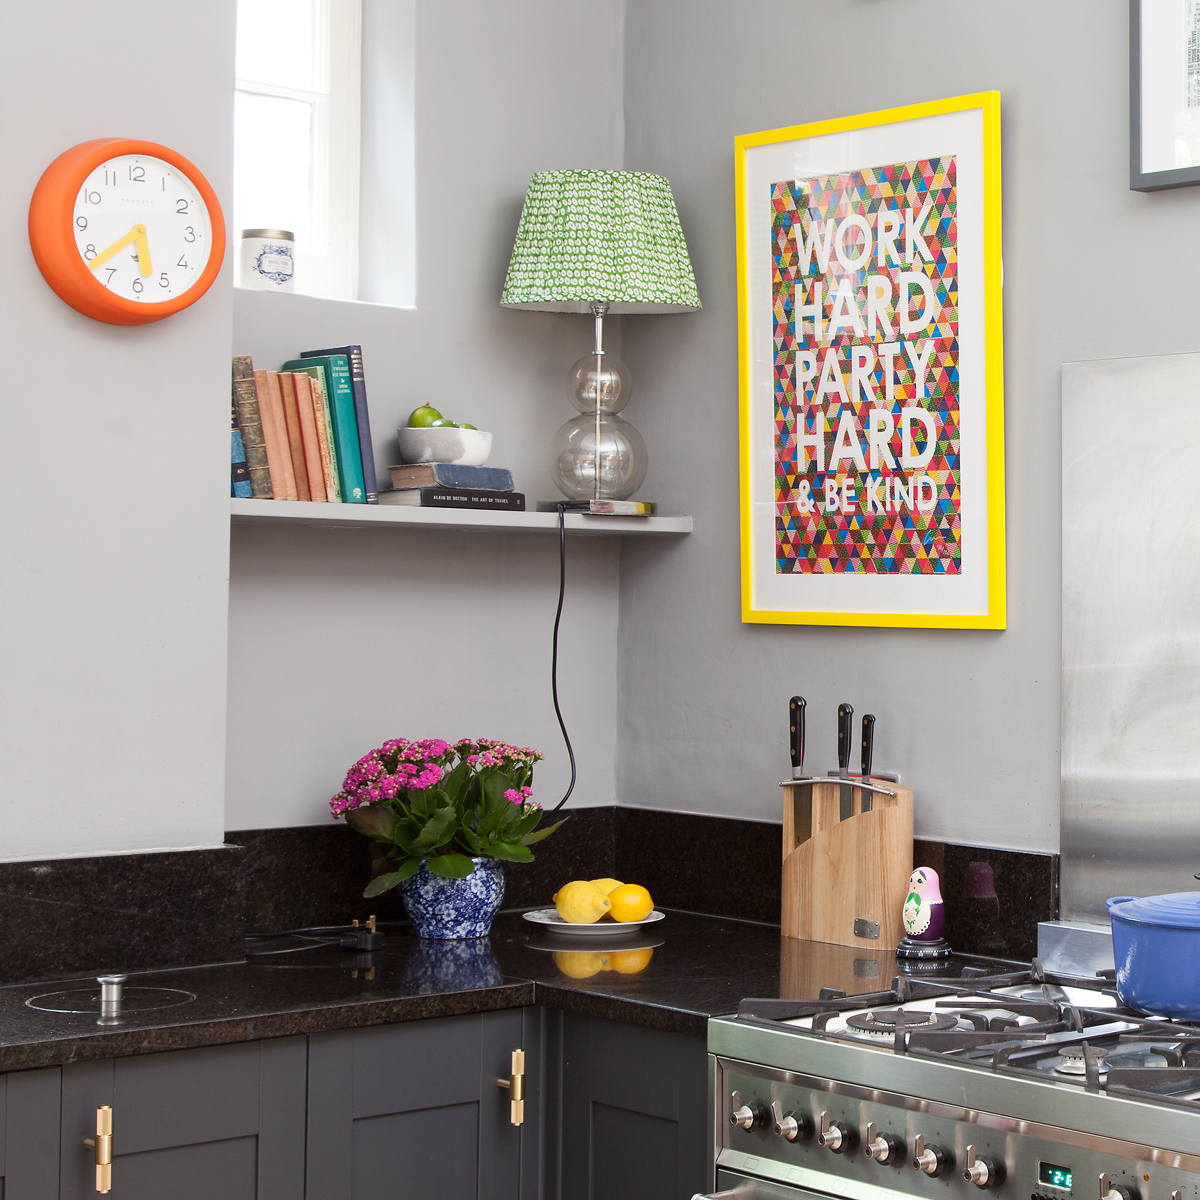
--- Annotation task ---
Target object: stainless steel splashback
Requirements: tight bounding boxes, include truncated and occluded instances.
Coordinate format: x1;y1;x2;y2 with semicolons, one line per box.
1061;352;1200;921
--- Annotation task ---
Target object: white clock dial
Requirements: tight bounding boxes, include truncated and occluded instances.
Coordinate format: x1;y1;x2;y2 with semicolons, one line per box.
72;154;213;304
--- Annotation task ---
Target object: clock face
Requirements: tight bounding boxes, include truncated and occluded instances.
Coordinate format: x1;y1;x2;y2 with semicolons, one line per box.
72;154;212;305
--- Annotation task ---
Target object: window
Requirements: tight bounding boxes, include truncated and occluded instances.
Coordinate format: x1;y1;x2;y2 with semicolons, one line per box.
235;0;361;300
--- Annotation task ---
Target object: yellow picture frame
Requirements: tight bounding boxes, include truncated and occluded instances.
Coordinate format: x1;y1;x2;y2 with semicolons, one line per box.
736;92;1005;629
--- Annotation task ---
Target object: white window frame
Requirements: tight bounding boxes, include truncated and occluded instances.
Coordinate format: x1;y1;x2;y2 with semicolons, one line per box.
235;0;362;301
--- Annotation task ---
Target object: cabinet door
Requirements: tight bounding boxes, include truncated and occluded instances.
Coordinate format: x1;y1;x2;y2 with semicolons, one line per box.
307;1009;534;1200
61;1037;307;1200
557;1013;708;1200
0;1067;63;1200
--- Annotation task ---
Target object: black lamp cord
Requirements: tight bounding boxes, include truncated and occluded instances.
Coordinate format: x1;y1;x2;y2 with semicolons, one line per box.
549;504;576;812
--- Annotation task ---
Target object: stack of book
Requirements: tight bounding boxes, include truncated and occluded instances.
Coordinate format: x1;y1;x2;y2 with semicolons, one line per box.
230;346;379;504
380;463;525;510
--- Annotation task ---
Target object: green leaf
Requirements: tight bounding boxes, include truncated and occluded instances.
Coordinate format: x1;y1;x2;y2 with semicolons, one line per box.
519;817;568;846
363;863;415;897
392;824;417;855
488;841;534;863
482;771;514;812
426;854;476;879
344;805;399;842
412;806;456;853
457;826;486;855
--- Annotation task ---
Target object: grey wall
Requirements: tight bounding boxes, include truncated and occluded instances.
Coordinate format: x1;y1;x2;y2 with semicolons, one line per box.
615;0;1200;852
0;0;234;859
226;0;627;826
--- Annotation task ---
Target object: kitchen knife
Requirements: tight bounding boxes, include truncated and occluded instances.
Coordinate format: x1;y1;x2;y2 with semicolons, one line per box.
788;696;813;845
860;714;876;813
837;702;854;820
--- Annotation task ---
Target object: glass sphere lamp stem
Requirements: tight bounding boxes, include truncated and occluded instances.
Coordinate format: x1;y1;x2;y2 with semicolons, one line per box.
589;301;609;501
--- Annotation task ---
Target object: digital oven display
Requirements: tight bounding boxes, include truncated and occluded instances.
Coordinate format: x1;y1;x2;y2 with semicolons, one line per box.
1039;1163;1073;1191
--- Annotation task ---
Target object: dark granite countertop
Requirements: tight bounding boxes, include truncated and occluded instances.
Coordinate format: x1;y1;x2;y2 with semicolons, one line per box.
0;910;1018;1072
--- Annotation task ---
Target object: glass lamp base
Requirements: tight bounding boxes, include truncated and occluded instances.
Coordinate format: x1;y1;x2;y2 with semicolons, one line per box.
549;412;647;501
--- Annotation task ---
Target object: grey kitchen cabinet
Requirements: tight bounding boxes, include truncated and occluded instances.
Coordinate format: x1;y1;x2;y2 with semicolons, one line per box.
1;1066;63;1199
60;1037;307;1200
552;1012;708;1200
306;1008;541;1200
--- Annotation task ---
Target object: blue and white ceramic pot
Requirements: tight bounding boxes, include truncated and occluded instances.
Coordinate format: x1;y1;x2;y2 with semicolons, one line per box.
399;858;505;939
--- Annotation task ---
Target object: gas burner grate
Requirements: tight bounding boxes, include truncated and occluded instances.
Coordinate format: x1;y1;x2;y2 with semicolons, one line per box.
846;1008;959;1033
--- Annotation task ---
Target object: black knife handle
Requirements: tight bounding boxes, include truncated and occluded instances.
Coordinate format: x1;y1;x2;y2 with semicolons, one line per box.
837;703;853;772
789;696;806;774
861;714;875;779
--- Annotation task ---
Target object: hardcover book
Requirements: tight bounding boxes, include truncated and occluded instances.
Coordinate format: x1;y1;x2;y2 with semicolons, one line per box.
231;401;251;498
231;355;272;498
303;370;341;503
253;370;297;500
276;372;312;501
300;344;379;503
281;356;365;503
379;487;526;510
291;372;327;501
388;463;515;492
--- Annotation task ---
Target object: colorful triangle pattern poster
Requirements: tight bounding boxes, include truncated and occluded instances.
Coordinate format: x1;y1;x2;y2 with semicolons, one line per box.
771;156;960;576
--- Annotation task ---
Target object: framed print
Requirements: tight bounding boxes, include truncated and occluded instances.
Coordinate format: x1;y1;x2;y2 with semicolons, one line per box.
1130;0;1200;190
736;92;1005;629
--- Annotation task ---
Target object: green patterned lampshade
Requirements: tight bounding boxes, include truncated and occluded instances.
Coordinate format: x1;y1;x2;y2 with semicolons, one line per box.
501;170;701;314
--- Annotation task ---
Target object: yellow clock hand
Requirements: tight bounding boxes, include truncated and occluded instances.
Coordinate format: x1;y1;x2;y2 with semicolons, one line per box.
88;225;142;271
133;225;152;277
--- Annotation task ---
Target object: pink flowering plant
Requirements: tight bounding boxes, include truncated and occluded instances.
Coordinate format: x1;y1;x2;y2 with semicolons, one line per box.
330;738;565;897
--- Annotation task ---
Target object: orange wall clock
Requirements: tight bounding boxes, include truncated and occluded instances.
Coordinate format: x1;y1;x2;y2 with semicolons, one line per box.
29;138;225;326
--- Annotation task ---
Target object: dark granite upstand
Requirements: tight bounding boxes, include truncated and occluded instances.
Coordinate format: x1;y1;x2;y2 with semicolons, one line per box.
0;910;1017;1072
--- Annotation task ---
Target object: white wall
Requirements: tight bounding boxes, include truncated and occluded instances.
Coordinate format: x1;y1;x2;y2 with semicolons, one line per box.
0;0;234;860
615;0;1200;852
225;0;628;827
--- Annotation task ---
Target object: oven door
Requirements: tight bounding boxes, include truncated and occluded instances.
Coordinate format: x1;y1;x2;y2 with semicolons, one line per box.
693;1170;848;1199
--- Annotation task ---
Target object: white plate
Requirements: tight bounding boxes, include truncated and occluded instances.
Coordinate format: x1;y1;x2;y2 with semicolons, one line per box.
521;908;665;936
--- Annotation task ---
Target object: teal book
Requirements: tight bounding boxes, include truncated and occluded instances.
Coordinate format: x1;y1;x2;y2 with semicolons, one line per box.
281;355;366;503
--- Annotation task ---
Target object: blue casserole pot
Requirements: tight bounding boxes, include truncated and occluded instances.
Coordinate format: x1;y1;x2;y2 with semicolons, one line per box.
1106;892;1200;1018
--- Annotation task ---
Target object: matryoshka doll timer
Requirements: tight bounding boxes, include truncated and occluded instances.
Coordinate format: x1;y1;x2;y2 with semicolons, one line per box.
896;866;953;959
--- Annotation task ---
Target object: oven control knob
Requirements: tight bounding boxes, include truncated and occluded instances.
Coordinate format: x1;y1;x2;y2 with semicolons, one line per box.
912;1134;953;1176
1100;1173;1139;1200
729;1090;767;1131
817;1111;856;1153
770;1100;812;1142
963;1145;1005;1189
863;1122;904;1166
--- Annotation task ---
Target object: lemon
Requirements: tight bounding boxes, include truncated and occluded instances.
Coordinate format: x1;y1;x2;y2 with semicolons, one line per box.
407;405;442;427
608;883;653;923
609;947;654;974
553;951;610;978
589;878;624;895
553;880;612;924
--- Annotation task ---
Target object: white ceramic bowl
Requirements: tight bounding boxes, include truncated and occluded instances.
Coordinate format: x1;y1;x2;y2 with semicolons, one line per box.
397;426;493;467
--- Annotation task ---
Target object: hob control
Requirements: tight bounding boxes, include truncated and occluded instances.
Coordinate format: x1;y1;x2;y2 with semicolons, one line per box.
863;1122;904;1166
770;1100;811;1142
912;1134;953;1176
729;1090;768;1132
1100;1174;1139;1200
817;1111;856;1153
963;1145;1005;1189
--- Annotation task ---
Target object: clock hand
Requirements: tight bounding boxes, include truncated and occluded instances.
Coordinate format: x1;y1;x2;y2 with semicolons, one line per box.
88;225;143;271
133;225;152;277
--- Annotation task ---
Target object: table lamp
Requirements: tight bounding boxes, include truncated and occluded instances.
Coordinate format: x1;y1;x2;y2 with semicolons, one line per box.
501;170;700;502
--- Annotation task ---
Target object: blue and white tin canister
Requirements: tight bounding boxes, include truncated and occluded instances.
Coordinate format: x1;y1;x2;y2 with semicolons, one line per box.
239;228;295;292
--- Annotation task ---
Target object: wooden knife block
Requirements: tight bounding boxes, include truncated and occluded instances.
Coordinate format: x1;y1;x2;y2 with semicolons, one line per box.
781;778;913;951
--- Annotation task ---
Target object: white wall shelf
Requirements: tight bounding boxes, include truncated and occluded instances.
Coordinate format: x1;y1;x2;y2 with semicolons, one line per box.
230;498;693;536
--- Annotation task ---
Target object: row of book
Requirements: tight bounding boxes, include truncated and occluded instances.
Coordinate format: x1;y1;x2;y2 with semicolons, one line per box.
231;347;379;504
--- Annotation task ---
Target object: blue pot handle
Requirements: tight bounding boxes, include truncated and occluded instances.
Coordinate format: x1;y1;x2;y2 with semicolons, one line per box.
1106;896;1136;914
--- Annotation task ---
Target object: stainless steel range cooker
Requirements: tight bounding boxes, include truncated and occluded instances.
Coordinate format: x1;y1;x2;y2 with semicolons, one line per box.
697;963;1200;1200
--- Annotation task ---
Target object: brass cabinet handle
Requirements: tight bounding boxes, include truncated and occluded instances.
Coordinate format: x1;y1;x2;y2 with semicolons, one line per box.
81;1105;113;1193
495;1048;526;1126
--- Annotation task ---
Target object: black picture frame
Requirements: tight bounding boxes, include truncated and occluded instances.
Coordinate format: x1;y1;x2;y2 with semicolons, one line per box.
1130;0;1200;191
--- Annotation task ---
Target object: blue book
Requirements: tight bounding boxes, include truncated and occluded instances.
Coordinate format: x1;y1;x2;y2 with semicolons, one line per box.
387;463;515;491
281;356;366;503
300;344;378;503
231;401;252;498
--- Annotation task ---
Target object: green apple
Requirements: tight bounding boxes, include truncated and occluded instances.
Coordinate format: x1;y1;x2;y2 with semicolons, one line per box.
429;418;459;427
407;405;443;427
459;423;477;430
